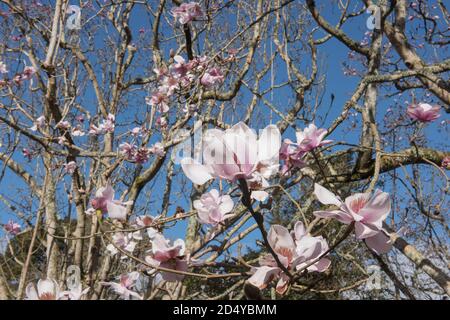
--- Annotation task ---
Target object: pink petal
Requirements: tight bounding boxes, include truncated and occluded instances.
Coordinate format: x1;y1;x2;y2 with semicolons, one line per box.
314;183;342;207
181;158;213;185
365;231;392;254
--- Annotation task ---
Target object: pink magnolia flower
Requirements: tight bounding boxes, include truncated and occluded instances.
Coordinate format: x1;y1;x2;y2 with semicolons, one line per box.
4;220;21;235
145;233;188;282
279;140;306;174
63;161;77;175
149;142;165;157
135;215;160;239
193;189;234;226
248;222;330;294
200;67;224;87
71;125;85;137
30;115;45;131
181;122;281;201
25;279;61;300
313;183;392;254
407;103;441;122
106;232;137;256
442;156;450;170
291;123;333;152
134;147;151;164
0;61;8;74
119;142;137;160
91;185;132;220
171;2;203;24
20;66;36;81
101;113;116;133
155;116;168;129
148;91;170;113
101;272;142;300
56;120;71;130
130;127;141;136
169;55;189;78
22;148;33;161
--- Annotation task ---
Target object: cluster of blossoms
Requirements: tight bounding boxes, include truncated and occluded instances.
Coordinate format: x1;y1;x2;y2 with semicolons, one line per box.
171;2;203;24
148;54;224;117
0;62;36;87
119;141;165;164
3;220;21;235
280;123;333;174
248;222;331;293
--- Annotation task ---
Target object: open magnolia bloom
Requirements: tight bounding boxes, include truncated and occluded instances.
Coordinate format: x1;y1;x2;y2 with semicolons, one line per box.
181;122;281;201
407;103;441;122
313;184;392;254
145;233;188;282
25;279;61;300
101;272;142;300
247;222;330;294
193;189;234;226
90;185;133;221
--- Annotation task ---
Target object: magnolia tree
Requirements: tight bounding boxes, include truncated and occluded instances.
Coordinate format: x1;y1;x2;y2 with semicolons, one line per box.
0;0;448;300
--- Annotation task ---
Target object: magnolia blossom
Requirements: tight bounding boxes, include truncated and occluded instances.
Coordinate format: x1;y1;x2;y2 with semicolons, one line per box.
148;91;170;113
407;103;441;122
4;220;21;235
145;233;188;282
288;124;332;153
89;114;115;135
22;148;33;161
155;116;168;129
119;142;137;160
135;215;160;239
63;161;77;175
25;279;61;300
172;2;203;24
30;115;45;131
135;147;151;164
106;232;138;256
200;67;224;87
442;156;450;170
0;61;7;74
248;222;330;294
149;142;165;157
170;55;189;78
101;272;142;300
56;120;71;130
193;189;234;226
71;125;85;137
279;141;306;174
313;184;392;254
91;185;132;220
181;122;281;201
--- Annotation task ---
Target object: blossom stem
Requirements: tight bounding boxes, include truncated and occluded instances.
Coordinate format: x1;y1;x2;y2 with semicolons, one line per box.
238;178;293;279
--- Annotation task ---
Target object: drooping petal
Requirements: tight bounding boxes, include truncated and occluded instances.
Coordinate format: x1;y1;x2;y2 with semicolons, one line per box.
314;183;342;207
365;231;392;254
181;157;214;185
247;266;281;289
354;221;379;239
